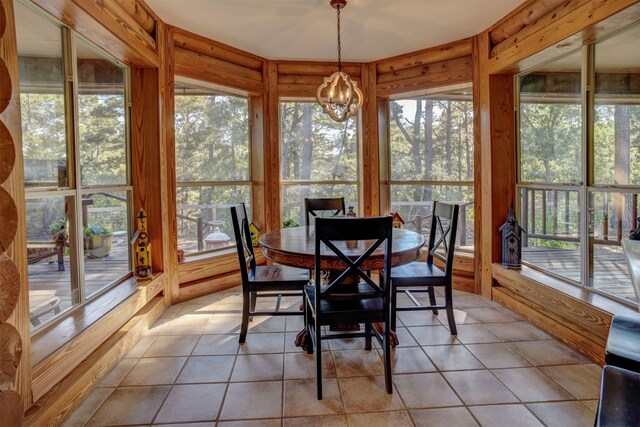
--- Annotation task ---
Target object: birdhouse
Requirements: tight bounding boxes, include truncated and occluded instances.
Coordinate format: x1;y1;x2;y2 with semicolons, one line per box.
130;209;153;280
391;212;405;229
204;227;231;250
249;222;261;247
499;205;525;270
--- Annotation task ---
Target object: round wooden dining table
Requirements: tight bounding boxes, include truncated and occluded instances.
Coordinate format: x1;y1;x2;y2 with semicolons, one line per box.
259;225;426;349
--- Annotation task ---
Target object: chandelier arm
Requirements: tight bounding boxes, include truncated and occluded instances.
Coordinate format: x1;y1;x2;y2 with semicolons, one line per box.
336;5;342;72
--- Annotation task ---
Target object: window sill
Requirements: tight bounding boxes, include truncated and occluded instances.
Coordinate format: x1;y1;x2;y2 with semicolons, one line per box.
30;273;165;401
178;247;265;285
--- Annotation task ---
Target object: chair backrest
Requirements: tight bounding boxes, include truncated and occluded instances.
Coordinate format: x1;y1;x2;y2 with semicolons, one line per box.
230;204;256;287
426;201;459;279
305;197;346;226
314;216;393;302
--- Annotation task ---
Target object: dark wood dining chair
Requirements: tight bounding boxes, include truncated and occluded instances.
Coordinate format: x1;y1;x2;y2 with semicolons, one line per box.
390;201;460;334
304;215;394;399
230;204;310;343
304;197;346;226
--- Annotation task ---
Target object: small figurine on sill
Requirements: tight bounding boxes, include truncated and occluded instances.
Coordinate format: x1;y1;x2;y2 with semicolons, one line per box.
499;204;525;270
391;212;405;229
131;209;153;280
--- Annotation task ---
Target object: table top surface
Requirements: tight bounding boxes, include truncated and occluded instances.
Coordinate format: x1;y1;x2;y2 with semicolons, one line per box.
259;226;425;270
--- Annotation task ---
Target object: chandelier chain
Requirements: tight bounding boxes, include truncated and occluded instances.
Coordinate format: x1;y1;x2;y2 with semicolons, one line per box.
336;5;342;72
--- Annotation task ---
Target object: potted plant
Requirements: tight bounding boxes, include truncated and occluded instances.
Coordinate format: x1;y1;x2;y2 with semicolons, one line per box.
83;223;113;258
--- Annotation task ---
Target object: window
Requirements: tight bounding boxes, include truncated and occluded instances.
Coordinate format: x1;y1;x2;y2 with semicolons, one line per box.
16;0;132;330
517;24;640;305
280;101;359;225
389;87;474;248
174;81;251;257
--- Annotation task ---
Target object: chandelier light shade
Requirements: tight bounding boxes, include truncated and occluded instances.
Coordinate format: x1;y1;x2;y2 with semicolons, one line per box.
316;0;363;122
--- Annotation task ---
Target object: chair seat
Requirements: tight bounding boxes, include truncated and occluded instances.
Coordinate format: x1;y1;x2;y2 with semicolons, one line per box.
596;365;640;426
304;285;385;324
605;315;640;373
391;261;446;287
249;265;310;289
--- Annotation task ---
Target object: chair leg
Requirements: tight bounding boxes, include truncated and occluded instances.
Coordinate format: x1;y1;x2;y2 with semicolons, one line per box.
239;291;250;343
390;283;398;332
316;318;323;400
428;287;438;315
384;317;392;394
304;298;314;355
444;285;457;335
365;323;372;350
249;291;257;321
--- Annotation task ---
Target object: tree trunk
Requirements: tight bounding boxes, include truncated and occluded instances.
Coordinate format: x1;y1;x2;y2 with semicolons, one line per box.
422;100;434;202
445;100;452;176
614;105;631;229
299;104;313;222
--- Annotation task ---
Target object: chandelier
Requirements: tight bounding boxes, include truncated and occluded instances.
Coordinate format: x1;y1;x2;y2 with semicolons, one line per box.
316;0;363;123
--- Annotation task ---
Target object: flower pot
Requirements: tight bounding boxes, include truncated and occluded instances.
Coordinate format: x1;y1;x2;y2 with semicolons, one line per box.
84;233;113;258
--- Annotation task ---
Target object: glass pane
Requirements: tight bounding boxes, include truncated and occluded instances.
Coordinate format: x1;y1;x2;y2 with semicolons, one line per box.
390;95;474;182
593;25;640;186
15;2;69;188
76;38;127;186
390;184;474;247
26;195;79;329
280;102;358;181
176;185;251;256
519;49;583;184
588;191;638;305
282;184;358;227
175;83;249;182
519;187;581;283
82;191;131;297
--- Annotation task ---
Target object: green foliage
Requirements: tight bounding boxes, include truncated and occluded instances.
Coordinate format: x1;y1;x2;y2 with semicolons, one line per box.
283;218;300;228
83;223;112;237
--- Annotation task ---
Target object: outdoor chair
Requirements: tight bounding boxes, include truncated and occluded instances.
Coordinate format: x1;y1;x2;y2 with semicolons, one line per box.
230;204;309;343
303;215;394;399
390;201;460;334
304;197;346;226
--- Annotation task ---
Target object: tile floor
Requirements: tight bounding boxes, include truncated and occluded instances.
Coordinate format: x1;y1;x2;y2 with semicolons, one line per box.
63;287;602;427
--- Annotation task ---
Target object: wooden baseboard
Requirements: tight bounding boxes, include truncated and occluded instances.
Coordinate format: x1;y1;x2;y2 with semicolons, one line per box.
178;271;242;302
24;296;166;426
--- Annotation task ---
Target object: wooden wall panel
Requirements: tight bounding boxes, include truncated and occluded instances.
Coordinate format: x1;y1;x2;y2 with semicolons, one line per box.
263;61;281;232
360;63;380;217
250;96;266;234
376;38;473;74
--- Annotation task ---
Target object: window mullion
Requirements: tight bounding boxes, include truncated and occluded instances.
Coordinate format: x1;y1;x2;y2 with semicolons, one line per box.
581;43;595;290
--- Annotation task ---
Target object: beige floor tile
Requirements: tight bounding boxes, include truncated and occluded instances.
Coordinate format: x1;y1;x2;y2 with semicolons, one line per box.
333;349;384;377
125;335;158;358
219;381;283;420
120;357;186;386
339;376;404;413
285;332;303;353
394;327;419;347
539;364;602;399
491;367;574;402
159;303;184;319
98;358;137;388
509;340;589;366
526;401;596;427
469;404;543;427
466;343;532;368
483;322;544;342
238;332;285;354
523;323;554;340
453;324;502;344
154;383;226;423
248;315;286;333
397;311;441;327
176;303;216;316
407;325;458;345
411;407;479;427
283;378;344;417
62;388;115;427
216;303;243;314
445;309;480;325
394;372;462;409
186;292;222;305
284;352;336;379
155;423;214;427
347;410;413;427
328;335;376;351
389;346;436;374
581;399;599;413
285;315;305;332
160;314;211;335
219;420;281;427
283;415;348;427
231;353;284;382
422;345;485;371
443;370;518;405
454;295;499;309
85;385;170;426
177;355;236;383
143;335;199;357
465;308;518;323
204;314;243;334
192;334;240;355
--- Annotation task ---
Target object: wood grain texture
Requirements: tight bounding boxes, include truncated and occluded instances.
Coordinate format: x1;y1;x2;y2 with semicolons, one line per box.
0;0;31;406
250;96;266;238
488;0;640;74
0;187;17;252
360;63;380;217
0;323;21;391
178;250;266;286
0;255;19;323
0;58;9;112
0;390;23;426
376;38;473;74
278;61;360;76
178;271;243;303
471;35;483;295
24;296;165;427
489;0;568;45
31;275;165;401
113;0;155;35
0;120;14;183
377;56;472;85
264;61;280;232
0;2;5;38
173;28;264;71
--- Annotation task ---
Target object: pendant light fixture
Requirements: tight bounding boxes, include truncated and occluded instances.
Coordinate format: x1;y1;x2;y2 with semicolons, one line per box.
316;0;363;123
